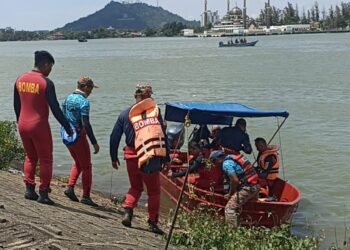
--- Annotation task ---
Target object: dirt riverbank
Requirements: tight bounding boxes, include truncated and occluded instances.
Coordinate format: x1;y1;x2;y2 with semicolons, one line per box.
0;170;176;249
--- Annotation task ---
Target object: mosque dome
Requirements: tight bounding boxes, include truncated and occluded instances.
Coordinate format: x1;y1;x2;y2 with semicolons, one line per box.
230;6;242;16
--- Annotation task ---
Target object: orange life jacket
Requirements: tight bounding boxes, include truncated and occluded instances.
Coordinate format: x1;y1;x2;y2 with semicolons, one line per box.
129;98;166;168
258;145;280;181
226;154;258;187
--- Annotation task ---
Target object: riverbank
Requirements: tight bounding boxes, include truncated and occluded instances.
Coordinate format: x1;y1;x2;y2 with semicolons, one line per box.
0;170;175;249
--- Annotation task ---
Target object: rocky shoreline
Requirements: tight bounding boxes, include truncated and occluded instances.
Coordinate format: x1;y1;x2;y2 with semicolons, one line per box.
0;170;175;249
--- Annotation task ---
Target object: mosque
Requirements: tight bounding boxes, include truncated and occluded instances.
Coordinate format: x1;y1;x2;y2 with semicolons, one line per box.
210;0;247;35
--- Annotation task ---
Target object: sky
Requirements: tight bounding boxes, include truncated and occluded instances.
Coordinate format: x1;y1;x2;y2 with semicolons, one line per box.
0;0;344;31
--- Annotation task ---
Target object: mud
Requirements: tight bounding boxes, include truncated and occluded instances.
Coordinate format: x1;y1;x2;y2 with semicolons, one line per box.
0;171;176;249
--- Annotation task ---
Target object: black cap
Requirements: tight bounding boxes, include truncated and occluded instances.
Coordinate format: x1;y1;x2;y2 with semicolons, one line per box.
34;50;55;66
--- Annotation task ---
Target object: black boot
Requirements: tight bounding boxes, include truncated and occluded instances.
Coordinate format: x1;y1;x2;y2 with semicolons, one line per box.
37;190;55;205
121;208;133;227
64;187;79;202
80;196;98;207
148;219;164;235
24;184;38;201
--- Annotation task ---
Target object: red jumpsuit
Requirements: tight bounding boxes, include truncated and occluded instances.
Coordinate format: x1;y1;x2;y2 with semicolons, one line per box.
14;71;70;191
67;131;92;196
123;146;160;223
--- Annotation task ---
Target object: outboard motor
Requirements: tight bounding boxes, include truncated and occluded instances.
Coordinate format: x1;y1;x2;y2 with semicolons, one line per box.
166;123;185;150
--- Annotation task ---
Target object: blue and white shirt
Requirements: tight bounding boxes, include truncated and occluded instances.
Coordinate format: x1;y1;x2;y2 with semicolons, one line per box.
62;91;90;129
222;155;244;176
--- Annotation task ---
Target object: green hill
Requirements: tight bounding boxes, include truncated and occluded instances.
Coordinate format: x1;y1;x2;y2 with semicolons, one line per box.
59;1;199;31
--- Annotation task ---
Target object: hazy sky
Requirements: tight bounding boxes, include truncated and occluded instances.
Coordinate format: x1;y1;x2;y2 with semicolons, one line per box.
0;0;343;31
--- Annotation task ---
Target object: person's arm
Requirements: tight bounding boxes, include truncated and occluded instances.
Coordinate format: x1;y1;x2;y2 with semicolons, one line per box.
45;79;71;134
109;115;124;164
223;159;241;196
172;155;203;178
13;84;21;122
158;108;171;163
228;173;240;196
262;155;275;170
242;133;252;154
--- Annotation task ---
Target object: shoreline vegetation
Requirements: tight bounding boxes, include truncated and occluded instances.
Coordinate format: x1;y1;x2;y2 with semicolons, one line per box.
2;1;350;41
0;26;349;42
1;120;348;249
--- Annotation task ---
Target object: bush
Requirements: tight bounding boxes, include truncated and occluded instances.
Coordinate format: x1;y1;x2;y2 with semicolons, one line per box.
169;208;318;250
0;121;25;170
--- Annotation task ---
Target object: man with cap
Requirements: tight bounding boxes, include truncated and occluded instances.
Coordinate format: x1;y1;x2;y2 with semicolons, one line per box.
209;150;259;227
13;50;72;205
62;76;100;207
109;83;170;235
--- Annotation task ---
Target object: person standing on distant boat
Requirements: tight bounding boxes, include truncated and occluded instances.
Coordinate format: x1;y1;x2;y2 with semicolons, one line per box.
109;83;170;235
209;150;259;228
13;50;72;205
220;118;252;155
62;76;100;207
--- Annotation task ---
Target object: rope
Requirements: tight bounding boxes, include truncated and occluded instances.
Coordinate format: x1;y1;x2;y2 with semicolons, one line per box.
276;117;286;180
165;112;191;250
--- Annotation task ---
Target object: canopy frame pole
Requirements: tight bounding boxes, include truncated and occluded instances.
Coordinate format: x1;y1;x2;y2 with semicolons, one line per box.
267;116;288;145
252;116;288;166
276;117;286;180
265;116;287;180
165;112;192;250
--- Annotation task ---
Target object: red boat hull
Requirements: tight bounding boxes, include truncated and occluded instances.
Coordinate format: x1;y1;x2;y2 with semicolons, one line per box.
160;171;301;228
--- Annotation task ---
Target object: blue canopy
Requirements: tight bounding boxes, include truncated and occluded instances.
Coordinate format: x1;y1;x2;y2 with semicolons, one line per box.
164;102;289;125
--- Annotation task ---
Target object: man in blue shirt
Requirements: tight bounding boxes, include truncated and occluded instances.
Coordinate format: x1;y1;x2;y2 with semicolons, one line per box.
210;150;259;228
62;76;100;207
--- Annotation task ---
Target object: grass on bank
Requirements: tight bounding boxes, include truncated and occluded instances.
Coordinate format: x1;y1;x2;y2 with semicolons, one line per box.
0;121;25;170
169;208;318;250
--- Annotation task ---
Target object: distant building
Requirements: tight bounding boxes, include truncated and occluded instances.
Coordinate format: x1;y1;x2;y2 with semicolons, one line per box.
211;6;245;35
47;32;65;40
182;29;196;37
200;10;220;27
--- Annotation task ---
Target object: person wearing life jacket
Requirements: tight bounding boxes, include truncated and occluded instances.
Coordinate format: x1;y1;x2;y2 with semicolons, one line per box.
255;137;280;194
109;83;170;235
13;50;72;205
61;77;100;207
209;150;260;228
220;118;252;155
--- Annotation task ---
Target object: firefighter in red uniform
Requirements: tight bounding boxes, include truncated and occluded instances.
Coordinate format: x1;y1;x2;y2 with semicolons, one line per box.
13;50;72;205
109;84;170;235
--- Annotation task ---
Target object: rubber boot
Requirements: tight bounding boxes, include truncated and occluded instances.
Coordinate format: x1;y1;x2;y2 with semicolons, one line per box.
37;190;55;205
121;208;133;227
148;219;165;235
64;187;79;202
80;196;98;207
24;184;39;201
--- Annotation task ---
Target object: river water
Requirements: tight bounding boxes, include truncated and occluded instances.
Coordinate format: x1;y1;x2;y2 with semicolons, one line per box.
1;34;350;246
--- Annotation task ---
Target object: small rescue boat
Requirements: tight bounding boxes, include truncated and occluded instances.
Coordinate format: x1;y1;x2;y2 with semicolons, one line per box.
161;102;301;228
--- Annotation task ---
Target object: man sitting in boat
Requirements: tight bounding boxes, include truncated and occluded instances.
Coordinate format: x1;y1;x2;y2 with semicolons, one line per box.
220;118;252;155
207;125;222;150
209;150;260;228
254;137;280;196
170;142;223;191
190;124;211;145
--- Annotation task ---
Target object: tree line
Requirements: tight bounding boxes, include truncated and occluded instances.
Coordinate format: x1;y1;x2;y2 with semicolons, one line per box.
259;1;350;30
1;1;350;41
